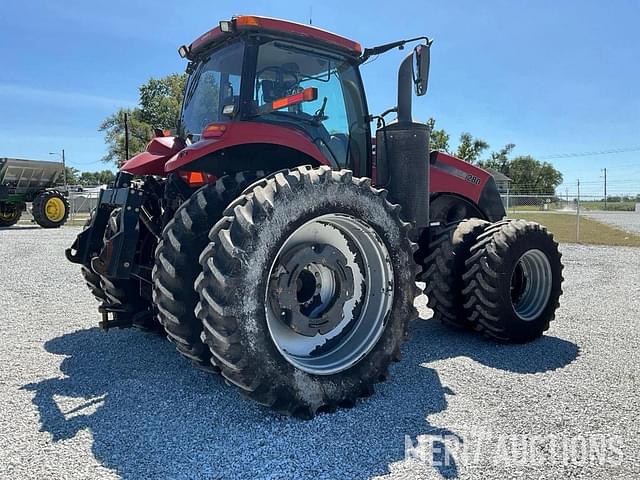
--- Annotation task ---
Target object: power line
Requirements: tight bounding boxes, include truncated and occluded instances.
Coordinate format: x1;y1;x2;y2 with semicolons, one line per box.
537;146;640;160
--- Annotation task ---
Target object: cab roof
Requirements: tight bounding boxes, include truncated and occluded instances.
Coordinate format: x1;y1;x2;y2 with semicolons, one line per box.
188;15;362;58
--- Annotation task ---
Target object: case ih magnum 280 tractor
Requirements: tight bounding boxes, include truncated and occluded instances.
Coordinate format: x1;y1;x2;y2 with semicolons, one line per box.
67;16;563;418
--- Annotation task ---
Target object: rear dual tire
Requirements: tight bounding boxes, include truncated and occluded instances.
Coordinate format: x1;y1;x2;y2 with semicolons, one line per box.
420;218;563;343
419;218;489;329
152;172;262;370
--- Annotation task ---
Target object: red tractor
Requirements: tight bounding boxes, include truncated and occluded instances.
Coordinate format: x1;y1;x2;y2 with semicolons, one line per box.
67;16;563;418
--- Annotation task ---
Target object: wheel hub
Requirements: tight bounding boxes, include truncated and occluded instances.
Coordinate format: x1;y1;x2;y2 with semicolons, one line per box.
268;243;354;336
510;249;553;321
264;214;394;375
45;197;66;222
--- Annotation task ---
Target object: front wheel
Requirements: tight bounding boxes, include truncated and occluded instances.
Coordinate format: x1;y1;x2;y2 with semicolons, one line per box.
195;166;419;418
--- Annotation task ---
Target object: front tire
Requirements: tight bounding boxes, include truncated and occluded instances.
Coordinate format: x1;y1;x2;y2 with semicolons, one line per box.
462;219;563;342
32;190;69;228
195;166;419;418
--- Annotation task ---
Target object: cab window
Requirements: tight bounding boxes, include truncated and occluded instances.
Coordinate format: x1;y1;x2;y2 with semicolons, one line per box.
252;40;367;169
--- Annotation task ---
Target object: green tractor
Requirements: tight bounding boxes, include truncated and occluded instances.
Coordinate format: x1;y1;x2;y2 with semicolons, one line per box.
0;157;70;228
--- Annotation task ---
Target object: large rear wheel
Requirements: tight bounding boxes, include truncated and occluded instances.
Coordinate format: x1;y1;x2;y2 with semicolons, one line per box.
32;190;69;228
195;166;419;418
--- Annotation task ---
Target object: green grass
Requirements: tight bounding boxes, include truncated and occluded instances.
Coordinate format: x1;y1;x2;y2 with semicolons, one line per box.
507;204;561;212
513;212;640;247
507;201;637;212
580;201;637;212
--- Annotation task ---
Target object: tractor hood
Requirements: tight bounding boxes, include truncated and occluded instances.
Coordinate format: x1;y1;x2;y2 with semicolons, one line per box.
121;136;185;176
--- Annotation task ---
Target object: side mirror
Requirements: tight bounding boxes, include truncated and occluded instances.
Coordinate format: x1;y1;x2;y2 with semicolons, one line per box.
413;43;430;96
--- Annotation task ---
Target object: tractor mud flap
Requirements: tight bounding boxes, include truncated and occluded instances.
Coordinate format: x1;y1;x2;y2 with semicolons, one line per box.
65;173;144;280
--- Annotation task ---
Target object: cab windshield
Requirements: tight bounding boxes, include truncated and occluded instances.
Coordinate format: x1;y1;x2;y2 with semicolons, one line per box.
180;41;244;142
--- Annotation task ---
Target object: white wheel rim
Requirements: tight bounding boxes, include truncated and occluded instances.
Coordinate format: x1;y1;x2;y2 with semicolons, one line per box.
510;249;553;321
265;213;394;375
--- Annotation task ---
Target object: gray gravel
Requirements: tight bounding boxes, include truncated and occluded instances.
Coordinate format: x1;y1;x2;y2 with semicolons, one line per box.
1;226;639;479
583;210;640;234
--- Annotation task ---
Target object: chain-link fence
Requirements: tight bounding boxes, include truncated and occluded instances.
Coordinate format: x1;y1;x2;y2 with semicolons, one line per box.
501;192;640;246
66;191;99;224
14;185;639;246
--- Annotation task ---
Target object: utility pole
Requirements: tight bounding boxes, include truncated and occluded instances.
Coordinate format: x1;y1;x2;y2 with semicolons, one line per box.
124;112;130;162
604;168;607;209
576;179;581;243
49;149;67;190
62;149;67;189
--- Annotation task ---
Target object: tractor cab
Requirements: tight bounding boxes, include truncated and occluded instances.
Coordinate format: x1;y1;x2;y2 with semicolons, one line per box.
178;16;371;174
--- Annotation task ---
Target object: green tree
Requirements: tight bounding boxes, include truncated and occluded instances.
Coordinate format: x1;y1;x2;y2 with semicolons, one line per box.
426;119;489;163
78;170;115;186
507;156;563;195
426;118;450;152
138;73;186;128
96;170;116;184
478;143;516;172
99;108;154;165
63;166;80;185
478;147;563;194
100;74;187;166
79;171;98;185
455;132;489;163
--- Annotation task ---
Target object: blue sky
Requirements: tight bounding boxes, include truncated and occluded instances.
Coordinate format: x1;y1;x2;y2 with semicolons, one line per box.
1;0;638;196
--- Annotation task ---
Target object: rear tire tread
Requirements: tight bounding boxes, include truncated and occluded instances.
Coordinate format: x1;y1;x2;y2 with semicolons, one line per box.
419;218;490;329
152;171;263;369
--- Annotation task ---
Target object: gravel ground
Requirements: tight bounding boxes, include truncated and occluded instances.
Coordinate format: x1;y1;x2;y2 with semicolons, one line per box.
0;226;638;479
583;210;640;234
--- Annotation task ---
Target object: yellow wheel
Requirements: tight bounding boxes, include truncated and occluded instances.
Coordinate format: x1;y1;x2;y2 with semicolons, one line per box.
32;190;70;228
45;197;66;223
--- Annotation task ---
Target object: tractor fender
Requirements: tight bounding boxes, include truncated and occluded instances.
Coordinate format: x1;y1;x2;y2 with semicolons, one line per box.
164;122;331;174
430;152;506;222
121;136;186;176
